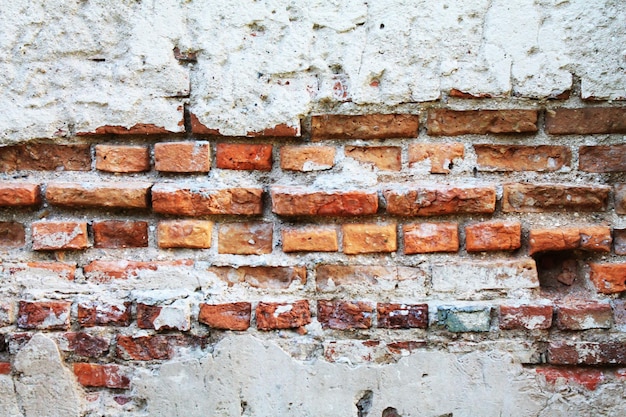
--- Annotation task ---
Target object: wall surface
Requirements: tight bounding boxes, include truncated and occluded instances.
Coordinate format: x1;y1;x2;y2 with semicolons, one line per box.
1;1;626;416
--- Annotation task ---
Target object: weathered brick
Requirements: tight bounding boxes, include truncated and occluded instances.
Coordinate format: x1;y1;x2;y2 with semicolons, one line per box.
502;183;609;212
317;300;374;330
116;335;175;361
408;143;465;174
0;144;91;171
343;223;397;254
612;300;626;327
82;123;174;135
63;332;110;358
616;184;626;215
536;367;605;391
157;220;213;249
403;222;458;254
548;341;626;365
154;141;211;173
207;266;306;289
95;145;150;173
315;265;426;293
5;262;76;281
384;185;496;216
474;145;571;171
282;226;338;252
46;182;150;209
32;221;89;251
579;145;626;172
83;260;194;282
137;301;190;331
280;145;335;171
198;302;251;331
613;228;626;255
74;363;130;389
77;301;132;327
546;107;626;135
218;223;273;255
271;187;378;216
465;221;521;252
437;306;491;332
216;143;272;171
311;114;419;140
589;262;626;294
0;363;10;375
427;109;538;135
0;183;41;206
448;89;494;99
556;302;612;330
528;226;612;255
17;301;71;330
93;221;148;249
432;259;538;292
189;113;221;135
152;184;263;216
246;123;300;137
0;222;25;248
256;300;311;331
345;146;401;171
7;333;31;354
377;303;428;329
499;305;553;330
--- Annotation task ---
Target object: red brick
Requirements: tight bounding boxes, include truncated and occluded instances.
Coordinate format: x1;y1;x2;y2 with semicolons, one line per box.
198;302;251;331
218;223;273;255
74;363;130;389
448;89;493;99
528;226;612;255
136;302;190;332
474;145;571;171
384;185;496;216
408;143;465;174
63;332;110;358
152;184;263;216
548;341;626;365
0;363;10;375
427;109;538;135
465;221;521;252
377;303;428;329
271;187;378;217
613;229;626;255
157;220;213;249
216;143;272;171
282;226;338;252
95;145;150;173
0;183;41;206
256;300;311;331
345;146;401;171
343;223;397;254
0;144;91;171
93;221;148;249
0;222;25;248
579;145;626;172
83;260;194;282
154;141;211;173
317;300;374;330
17;301;71;330
46;182;150;209
207;266;306;289
311;114;418;140
116;335;176;361
498;305;553;330
616;184;626;215
536;366;605;391
32;222;89;251
280;146;335;171
77;301;132;327
5;262;76;280
589;262;626;294
246;123;300;137
82;123;174;135
546;107;626;134
403;222;458;254
502;183;609;212
556;302;612;330
189;113;222;135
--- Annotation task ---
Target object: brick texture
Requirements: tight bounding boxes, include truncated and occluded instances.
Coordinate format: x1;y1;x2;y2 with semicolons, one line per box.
154;141;211;172
93;221;149;248
271;187;378;216
499;305;553;330
579;145;626;173
317;300;374;330
403;222;458;254
157;220;213;249
280;146;335;171
377;303;428;329
474;145;571;171
152;185;263;216
427;109;538;135
282;226;338;252
545;107;626;135
343;224;397;254
32;221;89;251
95;145;150;173
345;146;402;171
256;300;311;331
74;363;130;389
0;183;41;206
207;266;306;289
46;182;150;209
17;301;71;330
502;183;609;212
218;223;273;255
465;221;521;252
0;144;91;172
408;143;465;174
589;263;626;294
216;143;272;171
198;302;251;331
0;222;25;248
311;114;419;140
384;185;496;216
528;226;612;255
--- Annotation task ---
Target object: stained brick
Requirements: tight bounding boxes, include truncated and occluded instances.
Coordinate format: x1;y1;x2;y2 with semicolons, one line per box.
545;107;626;135
63;332;110;358
256;300;311;331
384;185;496;216
74;363;130;389
502;183;609;212
408;143;465;174
83;260;194;282
116;335;174;361
556;302;612;330
137;301;190;331
280;145;335;171
17;301;71;330
0;183;41;206
536;367;605;391
46;182;150;209
474;145;571;171
613;229;626;255
207;266;306;290
589;263;626;294
218;223;273;255
0;222;25;248
616;184;626;214
315;265;425;293
465;221;521;252
528;226;612;255
579;145;626;173
499;305;553;330
437;306;491;332
345;146;401;171
403;222;458;254
5;262;76;280
0;363;10;375
432;259;538;292
0;144;91;172
548;341;626;365
311;114;419;140
282;226;338;252
77;301;132;327
152;184;263;216
157;220;213;249
427;109;538;135
93;221;148;249
271;187;378;217
154;141;211;173
198;302;251;331
317;300;374;330
216;143;272;171
343;223;397;254
377;303;428;329
95;145;150;173
32;221;89;251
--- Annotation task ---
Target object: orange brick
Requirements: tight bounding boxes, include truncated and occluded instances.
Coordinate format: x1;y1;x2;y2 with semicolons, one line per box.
282;227;338;252
0;144;91;172
465;221;521;252
6;262;76;280
403;222;458;254
345;146;401;171
546;107;626;134
408;143;464;174
0;183;41;206
311;114;419;140
427;109;538;135
154;141;211;172
95;145;150;173
46;182;150;209
384;185;496;216
502;183;609;213
218;223;273;255
529;226;612;255
83;260;194;282
74;363;130;389
256;300;311;331
271;187;378;217
589;263;626;294
17;301;71;330
342;224;397;254
157;220;213;249
0;222;25;248
93;221;148;248
216;143;272;171
198;302;251;330
32;221;89;251
280;145;335;171
207;266;306;289
474;145;571;172
152;184;263;216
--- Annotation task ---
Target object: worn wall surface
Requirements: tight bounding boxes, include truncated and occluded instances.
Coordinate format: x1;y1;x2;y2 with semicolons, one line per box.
1;1;626;416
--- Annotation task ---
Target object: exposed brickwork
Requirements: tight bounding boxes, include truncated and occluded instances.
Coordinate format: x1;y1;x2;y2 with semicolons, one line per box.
207;266;306;289
528;226;612;255
0;222;25;248
154;141;211;173
465;221;521;252
271;187;378;216
64;332;110;358
615;185;626;215
579;145;626;173
589;263;626;294
0;144;91;172
0;183;41;207
17;301;71;330
545;108;626;135
384;185;496;216
548;342;626;365
256;300;311;331
427;109;538;135
343;223;397;254
218;222;273;255
32;221;89;251
95;145;150;173
345;146;402;171
74;363;130;389
311;114;419;140
77;302;132;327
83;260;194;282
499;305;553;330
93;221;149;249
198;303;251;331
282;226;338;252
280;145;335;171
216;143;273;171
474;145;571;171
377;303;428;329
556;302;612;330
502;183;609;212
317;300;374;330
408;143;465;174
152;185;263;216
403;222;458;254
157;220;213;249
46;182;150;209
